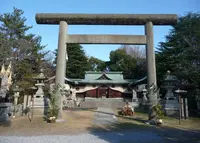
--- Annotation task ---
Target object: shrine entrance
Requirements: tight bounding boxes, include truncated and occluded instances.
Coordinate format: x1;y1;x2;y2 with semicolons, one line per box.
98;85;108;98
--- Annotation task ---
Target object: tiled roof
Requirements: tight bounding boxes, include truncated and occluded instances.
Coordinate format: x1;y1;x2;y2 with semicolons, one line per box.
65;71;146;85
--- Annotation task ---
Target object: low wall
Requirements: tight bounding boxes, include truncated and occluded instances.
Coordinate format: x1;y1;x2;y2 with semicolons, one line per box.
80;98;126;108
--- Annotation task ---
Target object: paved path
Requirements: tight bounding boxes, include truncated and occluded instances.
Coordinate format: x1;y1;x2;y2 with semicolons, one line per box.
93;107;117;125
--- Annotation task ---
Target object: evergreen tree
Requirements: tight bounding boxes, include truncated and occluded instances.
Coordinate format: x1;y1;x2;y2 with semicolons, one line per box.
0;7;47;93
54;44;90;79
156;12;200;87
88;56;106;71
156;12;200;110
107;48;137;79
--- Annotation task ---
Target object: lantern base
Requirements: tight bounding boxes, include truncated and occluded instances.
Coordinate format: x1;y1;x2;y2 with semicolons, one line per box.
32;106;48;116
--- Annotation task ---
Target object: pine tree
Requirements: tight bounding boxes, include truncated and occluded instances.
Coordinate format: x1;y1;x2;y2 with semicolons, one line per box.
156;12;200;87
54;44;90;79
0;7;47;94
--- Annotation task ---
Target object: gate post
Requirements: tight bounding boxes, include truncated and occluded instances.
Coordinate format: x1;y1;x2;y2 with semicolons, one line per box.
55;21;67;86
55;21;67;120
145;21;157;87
145;21;158;121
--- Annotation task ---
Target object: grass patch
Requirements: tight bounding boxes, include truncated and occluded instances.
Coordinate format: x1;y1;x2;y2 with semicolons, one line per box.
113;108;200;131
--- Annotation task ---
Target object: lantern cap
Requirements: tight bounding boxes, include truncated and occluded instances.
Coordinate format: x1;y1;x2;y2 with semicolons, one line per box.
164;70;178;81
33;68;47;80
12;85;23;92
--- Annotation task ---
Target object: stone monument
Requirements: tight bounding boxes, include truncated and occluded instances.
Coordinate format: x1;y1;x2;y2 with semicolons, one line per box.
33;69;48;115
0;103;12;122
162;71;179;116
142;88;148;105
131;90;139;108
12;85;23;117
60;84;73;109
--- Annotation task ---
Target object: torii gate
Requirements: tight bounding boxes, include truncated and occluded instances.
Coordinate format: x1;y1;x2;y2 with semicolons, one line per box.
35;13;177;120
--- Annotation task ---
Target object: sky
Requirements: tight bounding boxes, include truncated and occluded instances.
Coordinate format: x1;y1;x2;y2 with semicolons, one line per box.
1;0;199;61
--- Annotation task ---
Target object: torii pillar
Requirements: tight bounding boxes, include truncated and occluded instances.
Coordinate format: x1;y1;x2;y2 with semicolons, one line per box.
55;21;67;86
55;21;67;120
145;21;157;87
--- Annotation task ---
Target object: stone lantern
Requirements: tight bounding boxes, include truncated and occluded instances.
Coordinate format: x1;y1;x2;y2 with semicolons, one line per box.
12;85;23;117
162;70;178;99
142;88;148;105
162;70;179;116
32;69;48;115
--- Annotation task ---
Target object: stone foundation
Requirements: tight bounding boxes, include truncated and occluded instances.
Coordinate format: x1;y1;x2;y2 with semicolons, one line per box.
164;108;179;117
32;106;48;116
0;103;12;121
84;97;124;102
80;98;128;108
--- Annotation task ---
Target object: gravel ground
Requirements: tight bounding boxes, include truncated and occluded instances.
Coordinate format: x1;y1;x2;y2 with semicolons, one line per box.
0;131;163;143
0;108;200;143
1;129;199;143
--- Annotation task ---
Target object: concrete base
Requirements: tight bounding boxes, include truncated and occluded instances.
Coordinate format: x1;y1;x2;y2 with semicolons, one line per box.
163;99;179;117
80;99;126;108
0;103;12;122
32;106;48;116
84;97;124;102
164;108;179;117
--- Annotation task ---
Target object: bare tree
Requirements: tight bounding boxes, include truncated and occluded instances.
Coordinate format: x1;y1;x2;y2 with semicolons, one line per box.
120;45;146;59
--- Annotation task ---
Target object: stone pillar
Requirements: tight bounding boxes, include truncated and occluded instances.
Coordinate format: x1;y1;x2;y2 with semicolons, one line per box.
13;92;20;117
23;95;28;113
14;96;19;106
181;98;184;119
145;22;158;121
145;21;157;87
55;21;67;121
185;98;188;119
132;90;138;102
55;21;67;86
142;89;148;105
27;95;32;107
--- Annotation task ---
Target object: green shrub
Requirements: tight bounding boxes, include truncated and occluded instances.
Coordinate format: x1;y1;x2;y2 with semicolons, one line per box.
47;85;60;119
153;104;165;119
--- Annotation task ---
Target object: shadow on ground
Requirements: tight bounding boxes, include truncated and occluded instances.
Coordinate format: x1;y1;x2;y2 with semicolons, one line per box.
87;121;200;143
86;109;200;143
88;109;147;123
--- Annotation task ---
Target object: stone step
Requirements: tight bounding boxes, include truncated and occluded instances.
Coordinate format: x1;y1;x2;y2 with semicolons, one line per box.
80;101;125;108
